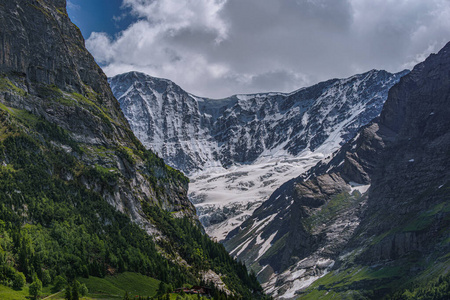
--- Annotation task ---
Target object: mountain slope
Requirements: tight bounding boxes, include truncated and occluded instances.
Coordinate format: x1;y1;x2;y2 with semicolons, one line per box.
225;42;450;298
0;0;262;297
110;69;407;240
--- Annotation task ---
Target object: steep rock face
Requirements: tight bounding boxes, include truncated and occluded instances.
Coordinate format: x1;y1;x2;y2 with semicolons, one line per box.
0;0;122;122
350;43;450;264
110;72;220;174
0;0;194;222
225;43;450;298
110;69;407;240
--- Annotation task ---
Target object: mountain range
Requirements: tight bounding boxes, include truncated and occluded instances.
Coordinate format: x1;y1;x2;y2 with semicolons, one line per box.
1;0;448;299
110;69;407;240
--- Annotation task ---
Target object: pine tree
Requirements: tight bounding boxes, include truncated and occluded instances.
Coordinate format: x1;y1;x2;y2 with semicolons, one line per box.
80;283;88;296
65;285;72;300
71;280;80;300
42;269;51;287
52;275;67;293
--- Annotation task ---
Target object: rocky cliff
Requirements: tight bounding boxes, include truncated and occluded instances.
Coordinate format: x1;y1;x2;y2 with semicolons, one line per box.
0;0;194;220
225;42;450;298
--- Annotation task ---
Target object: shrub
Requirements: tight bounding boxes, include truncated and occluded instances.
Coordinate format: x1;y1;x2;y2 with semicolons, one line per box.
12;271;26;290
52;275;67;293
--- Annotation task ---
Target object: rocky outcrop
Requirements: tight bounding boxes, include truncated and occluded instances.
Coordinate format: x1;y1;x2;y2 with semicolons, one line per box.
349;42;450;264
225;42;450;298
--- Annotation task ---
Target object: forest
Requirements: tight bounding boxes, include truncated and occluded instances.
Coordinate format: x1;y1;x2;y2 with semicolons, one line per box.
0;102;262;299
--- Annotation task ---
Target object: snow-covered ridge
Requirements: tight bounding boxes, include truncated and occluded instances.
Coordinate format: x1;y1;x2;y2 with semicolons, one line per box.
109;69;408;240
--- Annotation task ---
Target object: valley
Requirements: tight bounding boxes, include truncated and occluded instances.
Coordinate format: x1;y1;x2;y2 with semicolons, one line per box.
0;0;448;299
111;43;450;299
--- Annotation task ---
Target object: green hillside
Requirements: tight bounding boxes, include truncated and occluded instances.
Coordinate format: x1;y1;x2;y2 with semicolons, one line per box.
0;0;264;298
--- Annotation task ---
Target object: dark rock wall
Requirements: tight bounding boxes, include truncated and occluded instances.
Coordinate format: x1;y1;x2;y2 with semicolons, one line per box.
0;0;195;218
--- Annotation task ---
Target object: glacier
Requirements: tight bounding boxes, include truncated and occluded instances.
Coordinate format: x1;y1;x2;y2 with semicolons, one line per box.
109;69;408;241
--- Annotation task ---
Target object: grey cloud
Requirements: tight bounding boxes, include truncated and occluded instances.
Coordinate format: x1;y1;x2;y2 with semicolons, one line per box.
87;0;450;98
248;70;310;93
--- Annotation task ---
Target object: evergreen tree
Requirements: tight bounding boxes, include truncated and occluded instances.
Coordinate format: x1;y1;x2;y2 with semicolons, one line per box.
29;278;43;300
42;269;52;287
80;283;89;296
52;275;67;293
158;282;167;295
71;280;80;300
65;285;72;300
123;291;130;300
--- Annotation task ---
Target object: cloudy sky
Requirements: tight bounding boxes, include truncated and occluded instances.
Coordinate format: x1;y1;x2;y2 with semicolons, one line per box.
68;0;450;98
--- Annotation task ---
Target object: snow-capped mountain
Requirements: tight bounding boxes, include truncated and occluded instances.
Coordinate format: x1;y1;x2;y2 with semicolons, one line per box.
109;69;407;240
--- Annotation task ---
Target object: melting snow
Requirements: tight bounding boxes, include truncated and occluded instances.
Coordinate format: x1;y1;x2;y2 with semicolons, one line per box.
277;259;335;299
257;265;269;276
233;236;254;257
279;276;320;299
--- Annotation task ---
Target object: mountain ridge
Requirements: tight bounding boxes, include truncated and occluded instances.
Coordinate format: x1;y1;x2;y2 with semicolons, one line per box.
111;68;408;174
110;68;408;240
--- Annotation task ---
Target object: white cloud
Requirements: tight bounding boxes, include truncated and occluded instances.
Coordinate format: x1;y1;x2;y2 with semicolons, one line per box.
123;0;228;42
86;0;450;98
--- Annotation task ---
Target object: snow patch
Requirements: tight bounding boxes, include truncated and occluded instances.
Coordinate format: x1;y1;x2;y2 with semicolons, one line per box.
349;181;370;194
256;231;278;261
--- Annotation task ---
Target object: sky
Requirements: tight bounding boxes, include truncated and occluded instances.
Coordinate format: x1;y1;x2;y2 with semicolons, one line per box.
68;0;450;99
